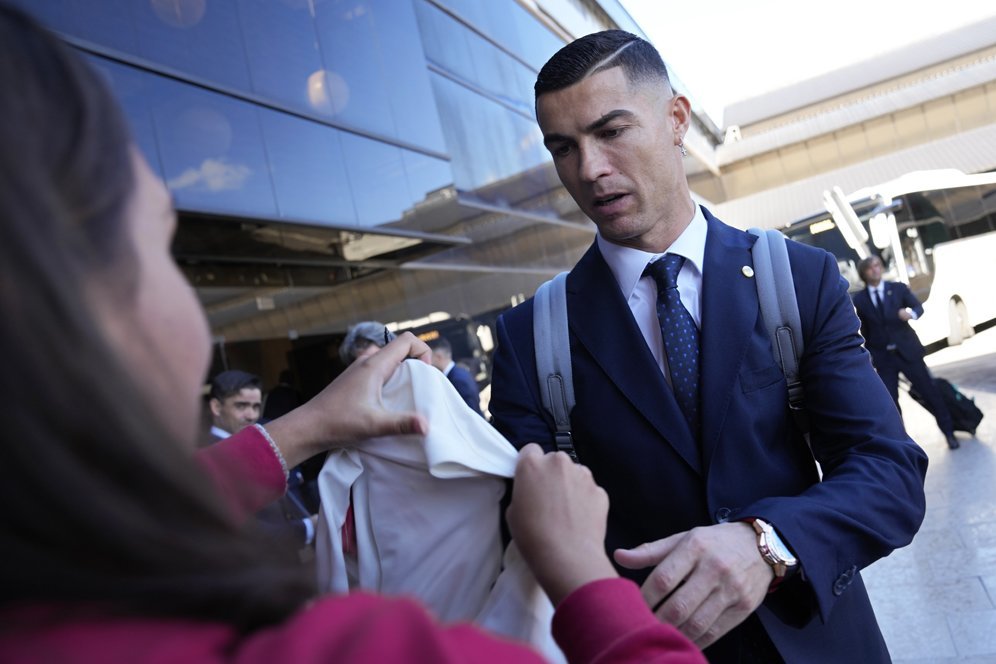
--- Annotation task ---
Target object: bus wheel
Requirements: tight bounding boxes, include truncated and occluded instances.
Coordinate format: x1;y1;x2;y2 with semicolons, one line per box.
947;298;973;346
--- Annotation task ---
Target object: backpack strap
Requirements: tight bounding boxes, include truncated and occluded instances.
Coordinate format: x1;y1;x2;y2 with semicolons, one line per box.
747;228;809;434
533;271;578;461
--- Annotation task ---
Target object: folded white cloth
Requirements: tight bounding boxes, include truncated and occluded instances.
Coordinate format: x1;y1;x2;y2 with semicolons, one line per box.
316;360;563;662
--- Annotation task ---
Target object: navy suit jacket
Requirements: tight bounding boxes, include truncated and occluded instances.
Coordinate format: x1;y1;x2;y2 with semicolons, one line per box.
490;208;927;663
447;364;483;416
852;281;926;363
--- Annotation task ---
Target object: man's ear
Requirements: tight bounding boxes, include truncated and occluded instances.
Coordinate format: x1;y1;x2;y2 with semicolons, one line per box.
209;398;222;418
670;93;692;143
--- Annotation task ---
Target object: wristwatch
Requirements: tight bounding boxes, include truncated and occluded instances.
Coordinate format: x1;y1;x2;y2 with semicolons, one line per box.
751;518;798;580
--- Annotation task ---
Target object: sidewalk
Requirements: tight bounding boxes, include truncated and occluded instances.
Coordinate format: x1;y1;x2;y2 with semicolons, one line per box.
863;327;996;662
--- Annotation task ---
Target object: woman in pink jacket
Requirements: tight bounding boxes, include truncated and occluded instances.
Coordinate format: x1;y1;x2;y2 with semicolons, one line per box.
0;6;703;663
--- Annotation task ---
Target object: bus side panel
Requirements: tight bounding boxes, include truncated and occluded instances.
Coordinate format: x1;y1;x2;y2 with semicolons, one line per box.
910;232;996;347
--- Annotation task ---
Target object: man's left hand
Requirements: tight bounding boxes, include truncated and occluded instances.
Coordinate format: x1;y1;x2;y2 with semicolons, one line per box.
613;522;773;649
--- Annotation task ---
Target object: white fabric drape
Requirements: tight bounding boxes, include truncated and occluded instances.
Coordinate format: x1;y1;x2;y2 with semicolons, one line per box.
316;360;563;662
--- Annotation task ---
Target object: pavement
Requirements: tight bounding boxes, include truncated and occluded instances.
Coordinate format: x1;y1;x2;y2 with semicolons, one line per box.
863;326;996;663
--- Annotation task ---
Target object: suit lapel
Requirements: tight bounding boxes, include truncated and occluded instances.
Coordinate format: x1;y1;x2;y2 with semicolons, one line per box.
698;211;759;468
568;244;701;474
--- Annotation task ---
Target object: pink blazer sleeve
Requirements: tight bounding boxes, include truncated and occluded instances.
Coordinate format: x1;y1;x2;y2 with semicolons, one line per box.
196;426;286;519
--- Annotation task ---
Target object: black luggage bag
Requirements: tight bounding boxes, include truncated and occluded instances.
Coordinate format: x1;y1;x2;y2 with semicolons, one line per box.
909;377;983;435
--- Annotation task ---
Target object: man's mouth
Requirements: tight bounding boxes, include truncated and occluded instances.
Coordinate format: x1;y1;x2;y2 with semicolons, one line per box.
594;193;626;207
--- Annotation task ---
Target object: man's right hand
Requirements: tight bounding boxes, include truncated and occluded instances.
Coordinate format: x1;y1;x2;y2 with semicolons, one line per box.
614;523;772;649
506;444;618;605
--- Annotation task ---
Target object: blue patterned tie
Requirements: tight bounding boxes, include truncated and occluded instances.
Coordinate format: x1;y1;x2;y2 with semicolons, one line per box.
645;255;700;439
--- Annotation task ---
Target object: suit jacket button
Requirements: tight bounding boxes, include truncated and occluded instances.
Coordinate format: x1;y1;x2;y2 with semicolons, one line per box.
715;507;732;523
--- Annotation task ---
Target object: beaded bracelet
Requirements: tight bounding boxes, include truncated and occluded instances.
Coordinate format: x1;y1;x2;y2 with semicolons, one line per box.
253;423;289;483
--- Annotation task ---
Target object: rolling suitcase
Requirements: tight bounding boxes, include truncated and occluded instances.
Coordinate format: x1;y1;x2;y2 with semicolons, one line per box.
909;377;983;435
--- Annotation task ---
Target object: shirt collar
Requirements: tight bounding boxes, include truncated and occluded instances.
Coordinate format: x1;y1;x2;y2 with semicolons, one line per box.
597;204;707;300
210;425;231;439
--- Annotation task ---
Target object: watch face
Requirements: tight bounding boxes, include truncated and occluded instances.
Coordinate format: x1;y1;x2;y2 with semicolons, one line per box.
766;532;797;566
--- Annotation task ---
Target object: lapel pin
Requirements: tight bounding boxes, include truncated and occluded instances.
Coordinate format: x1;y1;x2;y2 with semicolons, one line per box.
742;266;755;278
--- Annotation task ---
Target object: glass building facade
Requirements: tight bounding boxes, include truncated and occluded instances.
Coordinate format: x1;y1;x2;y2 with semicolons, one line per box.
13;0;639;370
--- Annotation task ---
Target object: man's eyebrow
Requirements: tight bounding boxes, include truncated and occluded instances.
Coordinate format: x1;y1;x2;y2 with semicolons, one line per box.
543;132;570;149
543;109;636;148
585;109;634;132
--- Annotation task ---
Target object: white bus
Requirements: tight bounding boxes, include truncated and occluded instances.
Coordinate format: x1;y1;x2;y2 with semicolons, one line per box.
781;169;996;350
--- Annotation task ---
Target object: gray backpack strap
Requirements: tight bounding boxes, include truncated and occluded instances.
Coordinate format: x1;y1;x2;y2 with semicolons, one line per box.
748;228;809;433
533;271;578;461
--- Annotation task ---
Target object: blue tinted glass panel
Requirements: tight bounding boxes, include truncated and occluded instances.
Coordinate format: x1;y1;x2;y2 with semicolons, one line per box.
150;78;277;216
414;2;476;84
9;0;139;53
369;0;446;152
480;0;522;50
237;0;326;117
338;133;414;228
402;151;454;206
132;0;252;92
259;109;357;226
314;2;393;139
430;73;546;195
437;0;522;54
85;55;165;180
511;3;563;71
314;0;443;152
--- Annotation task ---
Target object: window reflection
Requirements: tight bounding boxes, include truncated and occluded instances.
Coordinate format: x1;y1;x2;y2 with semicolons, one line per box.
152;79;277;216
415;1;534;116
237;0;326;116
313;0;445;152
17;0;445;154
430;73;546;196
137;0;252;92
258;109;358;226
149;0;206;28
339;133;416;228
85;55;165;180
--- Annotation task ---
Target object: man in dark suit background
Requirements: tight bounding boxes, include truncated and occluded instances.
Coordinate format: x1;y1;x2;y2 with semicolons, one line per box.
428;337;483;416
208;370;317;558
853;255;958;449
489;30;927;663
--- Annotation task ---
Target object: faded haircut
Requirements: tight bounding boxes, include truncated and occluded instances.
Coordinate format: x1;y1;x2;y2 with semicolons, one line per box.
535;30;671;101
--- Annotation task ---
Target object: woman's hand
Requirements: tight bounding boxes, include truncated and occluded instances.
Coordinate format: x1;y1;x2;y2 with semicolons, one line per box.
506;444;618;605
263;332;430;467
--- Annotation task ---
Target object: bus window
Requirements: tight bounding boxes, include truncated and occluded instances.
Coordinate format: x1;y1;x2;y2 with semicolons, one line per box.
943;185;991;238
784;217;864;290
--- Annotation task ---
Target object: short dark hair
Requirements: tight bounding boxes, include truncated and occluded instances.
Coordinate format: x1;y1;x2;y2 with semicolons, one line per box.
857;256;882;284
535;30;671;101
209;370;262;402
427;336;452;354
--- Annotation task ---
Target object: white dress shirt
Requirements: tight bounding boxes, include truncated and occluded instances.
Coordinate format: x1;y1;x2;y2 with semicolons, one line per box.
867;283;918;320
596;204;708;382
867;284;885;309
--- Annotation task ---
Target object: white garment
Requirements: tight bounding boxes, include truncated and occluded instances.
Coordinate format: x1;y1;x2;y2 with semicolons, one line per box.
316;360;563;662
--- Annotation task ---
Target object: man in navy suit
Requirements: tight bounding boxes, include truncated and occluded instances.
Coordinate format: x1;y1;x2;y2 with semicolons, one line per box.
489;31;927;663
853;255;958;449
428;337;483;416
208;370;317;557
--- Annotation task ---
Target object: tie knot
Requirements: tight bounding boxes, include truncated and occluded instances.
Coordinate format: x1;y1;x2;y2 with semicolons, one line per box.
645;254;685;290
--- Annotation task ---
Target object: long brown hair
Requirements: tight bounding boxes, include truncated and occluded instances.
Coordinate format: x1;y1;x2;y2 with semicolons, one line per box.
0;4;312;629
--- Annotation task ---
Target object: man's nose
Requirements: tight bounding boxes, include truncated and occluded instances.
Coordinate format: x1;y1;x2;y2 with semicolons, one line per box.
578;146;611;182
